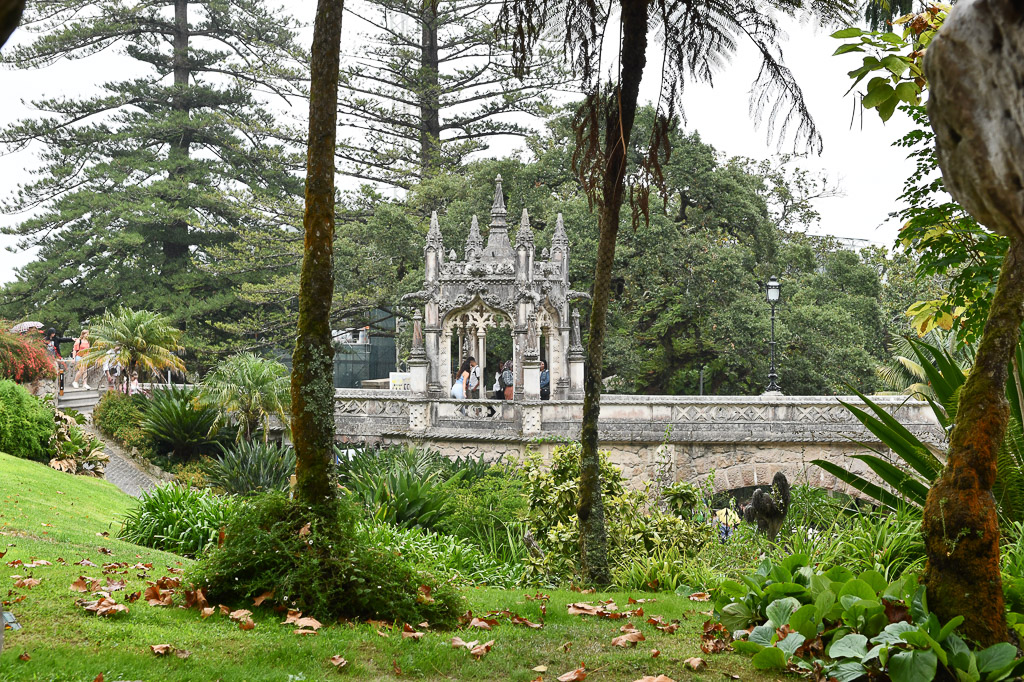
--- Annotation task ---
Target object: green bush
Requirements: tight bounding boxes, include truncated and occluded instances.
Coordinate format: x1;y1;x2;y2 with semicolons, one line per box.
141;385;222;460
93;391;155;458
713;553;1024;682
203;441;296;496
359;522;524;588
189;494;462;624
0;379;54;462
119;484;237;556
524;443;709;585
436;467;530;564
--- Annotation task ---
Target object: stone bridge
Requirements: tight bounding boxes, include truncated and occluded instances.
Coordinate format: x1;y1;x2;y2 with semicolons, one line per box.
332;390;944;498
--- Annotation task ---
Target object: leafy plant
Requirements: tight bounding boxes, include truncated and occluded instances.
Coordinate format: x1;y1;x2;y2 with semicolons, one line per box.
203;441;296;496
0;379;55;462
188;493;461;624
0;329;56;383
48;408;108;477
119;484;237;557
436;467;530;564
92;391;155;458
663;481;701;519
358;522;524;588
80;307;185;385
141;385;222;460
202;353;289;442
814;336;1024;525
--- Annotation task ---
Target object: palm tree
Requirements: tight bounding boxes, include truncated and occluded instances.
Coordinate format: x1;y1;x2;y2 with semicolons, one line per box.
202;353;290;442
499;0;856;584
292;0;343;507
82;307;185;389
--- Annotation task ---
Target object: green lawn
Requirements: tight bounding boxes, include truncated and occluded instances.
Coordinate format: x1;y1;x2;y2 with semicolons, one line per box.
0;453;769;681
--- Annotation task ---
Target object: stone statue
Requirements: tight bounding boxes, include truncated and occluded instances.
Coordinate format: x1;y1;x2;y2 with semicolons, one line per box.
742;472;790;540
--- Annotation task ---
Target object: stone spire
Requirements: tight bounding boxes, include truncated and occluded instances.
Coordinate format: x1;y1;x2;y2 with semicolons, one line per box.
465;215;484;260
515;208;534;248
482;174;514;261
551;212;569;249
425;210;444;253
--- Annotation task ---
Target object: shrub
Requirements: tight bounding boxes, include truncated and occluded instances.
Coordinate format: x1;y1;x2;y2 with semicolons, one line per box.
119;484;237;556
48;409;108;477
0;380;54;462
436;468;530;564
0;331;56;383
359;522;524;588
141;385;221;460
93;391;155;458
203;441;296;495
524;443;709;585
189;494;462;624
172;459;212;489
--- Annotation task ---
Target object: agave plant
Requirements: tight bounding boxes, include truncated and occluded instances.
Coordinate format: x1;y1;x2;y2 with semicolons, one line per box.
814;337;1024;525
140;385;222;460
203;440;297;496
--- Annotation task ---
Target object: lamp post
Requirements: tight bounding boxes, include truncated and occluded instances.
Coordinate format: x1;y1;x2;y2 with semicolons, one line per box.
765;276;781;394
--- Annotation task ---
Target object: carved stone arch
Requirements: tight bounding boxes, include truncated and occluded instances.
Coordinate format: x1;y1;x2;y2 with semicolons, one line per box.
438;295;512;394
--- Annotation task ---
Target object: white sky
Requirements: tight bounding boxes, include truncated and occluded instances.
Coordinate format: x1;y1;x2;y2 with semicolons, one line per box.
0;5;915;286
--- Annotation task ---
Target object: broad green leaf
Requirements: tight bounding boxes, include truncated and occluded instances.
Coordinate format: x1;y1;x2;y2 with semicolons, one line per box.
938;615;964;642
889;650;938;682
767;598;800;629
750;623;776;647
880;54;910;76
830;633;869;659
720;601;755;632
733;640;765;655
831;661;869;682
863;83;895;109
858;570;887;594
789;604;818;640
834;43;866;56
824;566;855;583
832;27;865;38
838;578;877;601
780;554;810;574
895;81;920;104
975;643;1017;674
777;632;806;658
751;646;788;670
765;582;808;600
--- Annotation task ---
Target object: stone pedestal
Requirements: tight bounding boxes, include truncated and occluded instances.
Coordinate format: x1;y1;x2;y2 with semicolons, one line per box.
409;356;429;395
523;356;541;400
568;352;585;399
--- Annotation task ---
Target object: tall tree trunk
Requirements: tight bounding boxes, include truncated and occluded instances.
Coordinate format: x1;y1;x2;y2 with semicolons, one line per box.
292;0;344;507
922;0;1024;645
0;0;24;48
578;0;648;585
165;0;192;265
922;240;1024;645
418;0;441;176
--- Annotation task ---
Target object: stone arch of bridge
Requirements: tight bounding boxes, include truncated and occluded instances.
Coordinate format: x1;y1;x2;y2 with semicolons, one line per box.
439;295;512;397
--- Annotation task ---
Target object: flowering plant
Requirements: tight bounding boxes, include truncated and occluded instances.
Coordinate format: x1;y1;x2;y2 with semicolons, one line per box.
0;327;58;383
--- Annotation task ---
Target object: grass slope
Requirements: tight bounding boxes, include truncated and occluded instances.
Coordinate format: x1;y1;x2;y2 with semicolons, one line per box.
0;453;771;681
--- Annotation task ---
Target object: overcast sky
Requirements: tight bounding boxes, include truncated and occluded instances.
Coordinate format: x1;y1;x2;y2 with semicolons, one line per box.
0;5;916;286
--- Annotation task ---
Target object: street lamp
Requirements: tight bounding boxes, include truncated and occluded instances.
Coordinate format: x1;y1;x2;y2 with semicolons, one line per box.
765;276;781;394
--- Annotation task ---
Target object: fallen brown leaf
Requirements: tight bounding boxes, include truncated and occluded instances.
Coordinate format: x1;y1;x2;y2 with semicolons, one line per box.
294;617;323;631
418;621;429;629
684;657;707;671
70;576;91;592
376;629;389;638
562;641;572;653
150;644;173;656
611;630;646;647
75;558;98;567
402;623;424;640
532;665;548;673
281;609;302;624
219;604;231;616
98;547;112;555
298;522;311;537
239;618;255;631
253;590;274;607
294;628;318;635
469;616;498;630
451;636;478;650
510;615;543;629
470;639;495;660
688;592;711;602
175;649;191;659
229;609;253;622
557;666;587;682
93;675;103;682
14;578;40;589
651;649;660;658
200;607;215;619
620;622;639;633
18;653;30;661
633;676;676;682
330;655;348;668
656;623;679;634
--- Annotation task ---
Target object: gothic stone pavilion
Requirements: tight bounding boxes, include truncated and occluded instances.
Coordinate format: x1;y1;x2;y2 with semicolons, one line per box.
404;175;590;400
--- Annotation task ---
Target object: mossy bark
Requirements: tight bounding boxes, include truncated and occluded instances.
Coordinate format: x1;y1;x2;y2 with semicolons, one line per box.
292;0;344;508
922;238;1024;646
577;0;648;586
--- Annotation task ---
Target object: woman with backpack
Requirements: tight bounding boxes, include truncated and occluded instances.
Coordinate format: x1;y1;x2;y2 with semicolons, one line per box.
501;360;514;400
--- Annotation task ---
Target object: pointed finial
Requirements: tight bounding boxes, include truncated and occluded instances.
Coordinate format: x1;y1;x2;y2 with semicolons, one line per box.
516;207;534;248
465;214;484;260
425;210;444;252
491;174;506;217
552;212;569;247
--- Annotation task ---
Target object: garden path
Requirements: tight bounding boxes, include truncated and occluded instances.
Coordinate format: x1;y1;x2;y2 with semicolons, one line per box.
81;423;160;497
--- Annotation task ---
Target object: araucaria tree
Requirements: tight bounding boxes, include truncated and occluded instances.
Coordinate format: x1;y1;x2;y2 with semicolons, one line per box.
920;0;1023;646
500;0;855;584
338;0;564;187
292;0;344;507
0;0;306;354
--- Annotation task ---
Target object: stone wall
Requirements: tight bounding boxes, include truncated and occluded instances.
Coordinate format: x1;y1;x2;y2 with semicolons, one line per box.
331;390;944;497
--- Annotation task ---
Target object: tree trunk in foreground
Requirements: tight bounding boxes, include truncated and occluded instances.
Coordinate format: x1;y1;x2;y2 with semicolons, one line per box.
577;0;648;586
292;0;344;507
923;0;1024;645
0;0;24;48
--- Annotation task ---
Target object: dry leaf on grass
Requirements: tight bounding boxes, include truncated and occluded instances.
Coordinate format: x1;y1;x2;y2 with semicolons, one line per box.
150;644;173;656
70;576;94;592
294;617;322;631
684;657;707;671
18;653;30;661
470;639;495;659
402;623;424;640
620;622;639;633
239;618;255;631
700;619;733;654
557;665;587;682
650;649;660;657
175;649;191;659
688;592;711;602
281;609;302;624
253;590;274;607
656;623;679;634
200;607;215;619
75;558;98;567
633;676;676;682
78;596;128;617
417;621;429;629
532;665;548;673
469;616;498;630
375;629;389;638
229;609;253;622
611;630;646;647
451;636;478;650
144;585;173;607
294;628;318;635
13;578;40;589
330;655;348;668
510;615;543;629
562;641;572;653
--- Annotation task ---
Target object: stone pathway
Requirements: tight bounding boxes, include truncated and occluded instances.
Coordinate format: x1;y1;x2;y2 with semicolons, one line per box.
80;423;161;497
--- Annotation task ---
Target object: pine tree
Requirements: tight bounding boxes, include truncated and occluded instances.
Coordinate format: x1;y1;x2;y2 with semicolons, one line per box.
337;0;566;188
0;0;307;357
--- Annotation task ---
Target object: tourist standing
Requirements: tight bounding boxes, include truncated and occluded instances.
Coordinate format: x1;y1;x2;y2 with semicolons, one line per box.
492;371;502;400
501;360;514;400
468;359;480;398
71;329;92;389
450;357;474;399
540;361;550;400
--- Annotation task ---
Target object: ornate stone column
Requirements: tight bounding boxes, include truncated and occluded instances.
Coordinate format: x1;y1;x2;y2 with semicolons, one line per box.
523;313;541;400
408;311;429;396
567;308;585;399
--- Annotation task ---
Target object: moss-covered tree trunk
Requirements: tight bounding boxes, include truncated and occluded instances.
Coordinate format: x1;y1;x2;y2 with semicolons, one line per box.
0;0;25;47
578;0;648;586
292;0;344;508
923;0;1024;646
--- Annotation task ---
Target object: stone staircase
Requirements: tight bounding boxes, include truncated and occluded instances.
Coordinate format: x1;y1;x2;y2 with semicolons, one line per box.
56;385;104;415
